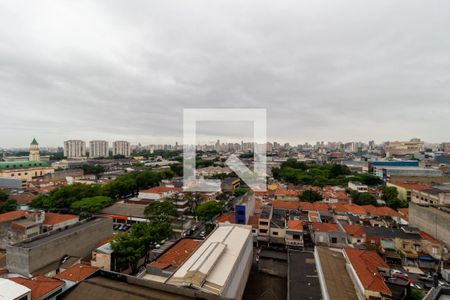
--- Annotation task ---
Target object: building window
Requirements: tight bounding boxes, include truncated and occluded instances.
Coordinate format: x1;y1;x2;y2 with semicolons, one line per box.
272;231;279;236
293;234;300;240
403;243;408;249
331;237;337;244
432;247;438;254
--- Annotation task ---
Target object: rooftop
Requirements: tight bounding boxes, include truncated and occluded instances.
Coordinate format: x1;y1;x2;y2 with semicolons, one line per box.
316;247;358;300
287;219;303;230
288;251;322;300
343;224;365;237
389;181;432;191
311;222;339;233
101;202;147;218
14;218;108;248
43;212;78;225
215;212;235;224
54;263;98;282
141;186;180;194
0;210;26;223
168;223;252;295
363;226;421;240
149;239;202;271
343;248;391;296
0;278;30;299
9;276;64;300
0;161;49;170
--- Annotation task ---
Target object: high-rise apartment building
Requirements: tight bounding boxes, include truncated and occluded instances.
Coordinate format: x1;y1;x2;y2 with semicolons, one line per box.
112;140;130;157
89;140;109;158
64;140;86;159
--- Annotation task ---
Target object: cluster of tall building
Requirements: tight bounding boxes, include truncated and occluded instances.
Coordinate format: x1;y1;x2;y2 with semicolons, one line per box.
63;140;130;159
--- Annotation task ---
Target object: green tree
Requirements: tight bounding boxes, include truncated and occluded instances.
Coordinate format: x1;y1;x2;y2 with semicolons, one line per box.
111;233;145;273
351;192;377;206
144;200;177;222
233;188;249;197
408;288;424;300
0;190;8;201
71;196;113;215
299;190;323;202
382;186;399;201
351;174;382;186
195;201;224;222
0;199;17;213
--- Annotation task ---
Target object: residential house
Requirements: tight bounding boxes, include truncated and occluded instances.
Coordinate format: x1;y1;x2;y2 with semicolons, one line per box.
343;248;392;300
9;276;65;300
258;206;272;242
342;224;366;245
285;219;303;249
311;223;347;248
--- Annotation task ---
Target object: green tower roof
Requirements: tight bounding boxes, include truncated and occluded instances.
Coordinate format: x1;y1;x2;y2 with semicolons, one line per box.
31;138;38;145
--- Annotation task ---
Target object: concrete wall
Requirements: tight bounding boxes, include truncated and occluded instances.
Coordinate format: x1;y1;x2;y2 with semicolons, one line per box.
409;202;450;247
6;218;112;276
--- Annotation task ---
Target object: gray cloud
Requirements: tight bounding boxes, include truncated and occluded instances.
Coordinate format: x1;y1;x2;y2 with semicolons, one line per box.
0;0;449;147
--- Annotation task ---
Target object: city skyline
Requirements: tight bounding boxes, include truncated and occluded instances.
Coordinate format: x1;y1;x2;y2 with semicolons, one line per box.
1;1;450;147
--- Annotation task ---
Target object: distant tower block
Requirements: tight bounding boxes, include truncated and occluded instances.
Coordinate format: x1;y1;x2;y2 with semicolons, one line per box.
29;138;40;161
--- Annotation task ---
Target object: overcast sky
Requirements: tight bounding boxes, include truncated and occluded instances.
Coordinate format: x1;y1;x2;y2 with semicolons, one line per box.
0;0;449;148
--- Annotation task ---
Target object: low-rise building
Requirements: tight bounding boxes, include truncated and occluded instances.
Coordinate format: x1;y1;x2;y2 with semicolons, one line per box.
258;206;272;242
285;219;303;249
138;186;179;201
9;276;65;300
343;248;392;299
144;238;202;282
0;210;79;249
311;223;347;248
348;181;368;193
0;161;54;182
342;224;366;245
167;223;253;300
386;181;432;202
0;278;31;300
6;218;112;277
411;186;450;205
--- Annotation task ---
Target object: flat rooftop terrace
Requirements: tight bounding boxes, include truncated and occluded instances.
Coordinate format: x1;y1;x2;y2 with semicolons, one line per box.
13;218;108;248
288;251;322;300
316;247;358;300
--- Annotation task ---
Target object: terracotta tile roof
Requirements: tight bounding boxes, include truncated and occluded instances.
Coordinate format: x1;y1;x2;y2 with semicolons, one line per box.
420;231;439;243
343;224;365;237
148;239;202;270
43;213;78;225
311;202;330;211
331;203;367;215
343;248;391;296
398;208;408;217
8;193;37;204
0;210;26;223
312;222;339;233
54;264;98;282
390;181;432;191
9;276;64;300
361;205;400;218
141;186;179;194
273;200;303;210
247;215;259;229
215;212;235;223
287;219;303;230
274;189;300;197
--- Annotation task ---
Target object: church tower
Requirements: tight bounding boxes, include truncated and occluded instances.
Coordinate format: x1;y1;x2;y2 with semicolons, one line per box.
29;138;40;161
